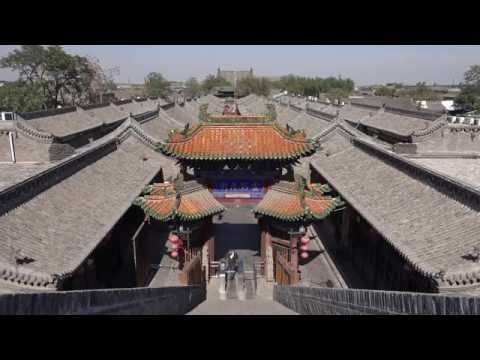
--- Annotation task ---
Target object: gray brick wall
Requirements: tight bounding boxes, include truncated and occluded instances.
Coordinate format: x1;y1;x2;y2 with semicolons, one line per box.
274;285;480;315
0;285;206;315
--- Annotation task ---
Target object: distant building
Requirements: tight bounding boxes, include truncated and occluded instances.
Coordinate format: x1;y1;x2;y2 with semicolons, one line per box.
217;68;254;88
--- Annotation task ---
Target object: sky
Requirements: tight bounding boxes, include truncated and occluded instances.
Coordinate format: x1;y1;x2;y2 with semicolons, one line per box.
0;45;479;86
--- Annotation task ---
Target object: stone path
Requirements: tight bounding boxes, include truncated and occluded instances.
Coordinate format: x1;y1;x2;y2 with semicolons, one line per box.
187;277;297;315
213;205;261;261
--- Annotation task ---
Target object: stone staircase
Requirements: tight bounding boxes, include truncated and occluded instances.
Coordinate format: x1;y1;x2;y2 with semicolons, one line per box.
187;256;296;315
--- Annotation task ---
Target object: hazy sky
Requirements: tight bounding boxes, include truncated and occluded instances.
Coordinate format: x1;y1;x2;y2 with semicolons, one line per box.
0;45;479;86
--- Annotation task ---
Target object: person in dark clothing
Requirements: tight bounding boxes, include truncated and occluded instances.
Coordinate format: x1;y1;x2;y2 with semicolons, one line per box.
225;250;238;289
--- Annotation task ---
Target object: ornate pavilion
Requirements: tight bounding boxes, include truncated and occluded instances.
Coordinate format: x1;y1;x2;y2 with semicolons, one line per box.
133;100;343;285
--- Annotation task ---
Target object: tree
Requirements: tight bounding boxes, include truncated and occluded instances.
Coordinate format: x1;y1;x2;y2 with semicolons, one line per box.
184;77;202;98
272;74;354;98
145;72;169;97
201;74;231;94
0;45;111;110
0;81;46;112
84;56;119;103
455;65;480;112
236;77;272;97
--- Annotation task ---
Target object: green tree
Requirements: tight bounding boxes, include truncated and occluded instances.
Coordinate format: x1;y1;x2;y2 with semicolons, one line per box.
201;74;231;94
273;74;354;98
236;77;271;97
144;72;169;97
0;81;46;112
455;65;480;112
0;45;109;110
184;77;202;98
375;86;397;97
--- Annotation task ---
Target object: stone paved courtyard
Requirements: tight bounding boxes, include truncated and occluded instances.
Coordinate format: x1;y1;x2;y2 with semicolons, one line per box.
213;205;261;261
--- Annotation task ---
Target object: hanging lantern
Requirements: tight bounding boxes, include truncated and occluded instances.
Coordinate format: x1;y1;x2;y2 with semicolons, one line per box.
169;234;179;243
300;244;308;252
172;243;179;250
300;252;309;259
300;236;310;244
171;251;178;258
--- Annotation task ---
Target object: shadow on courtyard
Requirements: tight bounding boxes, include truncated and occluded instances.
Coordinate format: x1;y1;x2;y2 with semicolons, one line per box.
213;206;261;261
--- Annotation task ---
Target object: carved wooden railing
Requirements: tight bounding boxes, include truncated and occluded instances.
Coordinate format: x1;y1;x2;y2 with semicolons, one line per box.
179;253;204;286
275;254;299;285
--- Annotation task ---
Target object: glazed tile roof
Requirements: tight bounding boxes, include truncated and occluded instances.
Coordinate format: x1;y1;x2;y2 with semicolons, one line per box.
135;181;225;221
253;181;343;222
159;122;316;161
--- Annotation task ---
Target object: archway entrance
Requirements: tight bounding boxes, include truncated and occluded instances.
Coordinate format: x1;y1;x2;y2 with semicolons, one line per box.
213;205;261;262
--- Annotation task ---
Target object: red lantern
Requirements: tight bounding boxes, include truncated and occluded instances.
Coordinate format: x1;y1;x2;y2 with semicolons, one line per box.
169;234;179;243
300;252;309;259
171;251;178;258
300;244;308;252
300;236;310;244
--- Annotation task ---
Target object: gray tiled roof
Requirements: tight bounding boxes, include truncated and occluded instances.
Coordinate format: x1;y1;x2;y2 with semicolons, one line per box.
350;96;417;110
0;119;179;292
0;163;54;192
21;108;101;138
409;157;480;191
16;99;169;141
359;109;434;137
81;103;128;125
165;104;199;125
310;131;480;288
276;105;332;138
139;113;182;141
339;104;378;123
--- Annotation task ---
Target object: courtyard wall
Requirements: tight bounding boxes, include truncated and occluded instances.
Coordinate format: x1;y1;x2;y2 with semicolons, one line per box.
274;285;480;315
0;285;205;315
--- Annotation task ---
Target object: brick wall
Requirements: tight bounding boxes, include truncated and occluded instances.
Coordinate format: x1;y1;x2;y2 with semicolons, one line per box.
0;285;205;315
274;285;480;315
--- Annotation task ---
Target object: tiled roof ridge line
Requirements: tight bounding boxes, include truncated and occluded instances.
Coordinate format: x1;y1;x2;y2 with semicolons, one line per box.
404;152;480;159
385;105;444;121
0;139;118;218
309;157;437;282
0;260;57;290
18;106;77;120
349;101;382;111
306;107;337;121
158;107;184;127
15;119;56;143
411;116;448;140
315;120;363;143
357;118;413;142
80;102;112;111
313;123;340;141
128;109;159;124
115;117;159;150
290;104;304;112
449;124;480;131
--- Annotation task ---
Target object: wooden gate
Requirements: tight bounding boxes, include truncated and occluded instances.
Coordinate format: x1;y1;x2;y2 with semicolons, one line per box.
179;253;204;285
275;253;299;285
272;243;299;285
